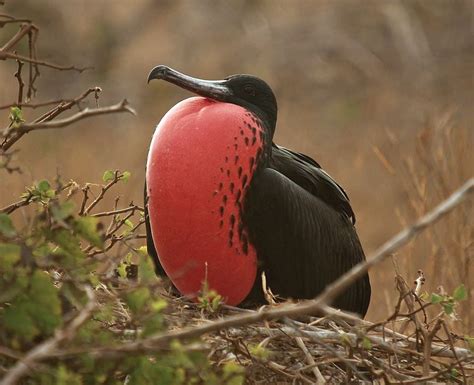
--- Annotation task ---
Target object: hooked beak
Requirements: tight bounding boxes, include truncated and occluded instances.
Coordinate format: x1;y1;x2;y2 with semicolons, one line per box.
147;65;233;101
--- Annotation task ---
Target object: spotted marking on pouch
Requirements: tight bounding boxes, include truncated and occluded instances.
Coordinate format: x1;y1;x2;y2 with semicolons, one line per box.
213;113;265;256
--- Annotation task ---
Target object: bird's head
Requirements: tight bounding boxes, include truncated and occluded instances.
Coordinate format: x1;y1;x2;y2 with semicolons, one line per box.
147;65;277;134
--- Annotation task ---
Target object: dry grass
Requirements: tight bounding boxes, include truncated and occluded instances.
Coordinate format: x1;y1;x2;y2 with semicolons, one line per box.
370;113;474;333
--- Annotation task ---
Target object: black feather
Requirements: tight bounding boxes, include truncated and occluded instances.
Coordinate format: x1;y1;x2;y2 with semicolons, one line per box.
241;167;370;315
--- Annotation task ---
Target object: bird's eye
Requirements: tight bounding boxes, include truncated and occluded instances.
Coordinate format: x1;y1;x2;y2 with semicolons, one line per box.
244;85;256;96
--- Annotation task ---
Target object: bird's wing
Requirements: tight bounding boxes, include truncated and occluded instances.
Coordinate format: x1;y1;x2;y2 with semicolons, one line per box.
270;144;355;223
242;167;370;315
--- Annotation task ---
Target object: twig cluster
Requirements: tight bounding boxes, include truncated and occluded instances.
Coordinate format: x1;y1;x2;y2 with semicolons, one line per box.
0;13;135;173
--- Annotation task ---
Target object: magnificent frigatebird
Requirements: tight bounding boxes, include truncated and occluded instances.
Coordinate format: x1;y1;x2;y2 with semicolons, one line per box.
145;65;371;316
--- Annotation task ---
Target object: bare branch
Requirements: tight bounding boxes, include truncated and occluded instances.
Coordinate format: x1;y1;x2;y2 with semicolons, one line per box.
14;59;24;105
1;87;103;151
0;195;31;214
84;171;121;215
11;100;135;133
0;99;78;110
91;205;144;218
0;51;91;73
1;23;37;52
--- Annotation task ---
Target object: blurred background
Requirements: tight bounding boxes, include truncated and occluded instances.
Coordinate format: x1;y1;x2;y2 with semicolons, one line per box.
1;0;472;329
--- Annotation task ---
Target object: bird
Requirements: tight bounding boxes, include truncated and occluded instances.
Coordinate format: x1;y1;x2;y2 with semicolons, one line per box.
145;65;371;317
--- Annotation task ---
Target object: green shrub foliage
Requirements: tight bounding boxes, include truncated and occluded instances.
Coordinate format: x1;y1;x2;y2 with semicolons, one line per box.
0;173;244;385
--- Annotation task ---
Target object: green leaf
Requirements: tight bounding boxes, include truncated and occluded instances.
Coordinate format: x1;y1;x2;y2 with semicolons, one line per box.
138;247;157;283
126;287;150;314
37;179;51;193
151;298;168;312
120;171;131;182
361;336;372;350
2;271;61;341
453;284;467;302
33;179;55;199
102;170;115;182
56;365;83;385
419;291;429;301
450;368;458;379
0;243;21;271
9;106;25;126
74;216;103;248
116;262;128;279
51;228;85;263
443;302;454;315
0;213;16;238
465;336;474;352
222;361;245;385
248;344;271;360
51;201;76;221
28;270;62;333
430;293;443;304
2;303;38;341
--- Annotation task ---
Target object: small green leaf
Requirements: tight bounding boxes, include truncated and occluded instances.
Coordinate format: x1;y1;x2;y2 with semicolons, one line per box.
51;201;76;221
222;361;245;385
116;262;128;279
74;216;103;248
248;344;271;360
453;284;467;302
211;293;223;311
9;106;25;126
102;170;115;182
51;228;85;262
151;298;167;312
0;213;16;238
120;171;131;182
126;287;150;313
361;336;372;350
2;304;38;341
430;293;443;304
37;179;51;193
450;368;458;379
465;336;474;352
419;291;429;301
443;302;454;315
0;243;21;271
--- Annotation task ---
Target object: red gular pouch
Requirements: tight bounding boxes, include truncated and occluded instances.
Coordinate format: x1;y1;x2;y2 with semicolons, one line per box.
146;97;264;305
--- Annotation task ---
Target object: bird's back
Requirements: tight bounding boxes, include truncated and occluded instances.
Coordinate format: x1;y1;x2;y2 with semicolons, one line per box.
241;145;371;316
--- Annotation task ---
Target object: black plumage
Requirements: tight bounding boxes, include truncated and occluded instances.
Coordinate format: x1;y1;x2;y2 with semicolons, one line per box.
145;66;371;316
